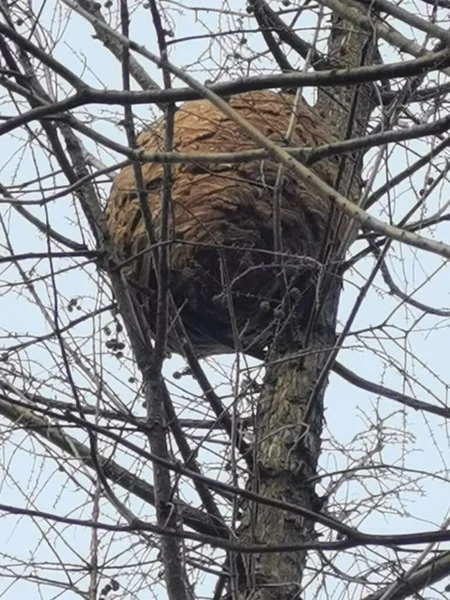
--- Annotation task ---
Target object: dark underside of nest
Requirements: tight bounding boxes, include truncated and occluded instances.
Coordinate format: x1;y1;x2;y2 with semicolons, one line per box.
129;185;336;358
106;91;350;358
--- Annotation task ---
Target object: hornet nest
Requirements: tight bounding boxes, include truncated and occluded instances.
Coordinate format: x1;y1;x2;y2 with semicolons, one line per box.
105;90;353;358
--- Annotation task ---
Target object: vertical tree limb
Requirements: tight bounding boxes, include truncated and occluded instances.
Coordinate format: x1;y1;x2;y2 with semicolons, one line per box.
236;4;375;599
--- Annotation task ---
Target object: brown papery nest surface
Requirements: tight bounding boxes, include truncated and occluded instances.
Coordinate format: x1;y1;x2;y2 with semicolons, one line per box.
106;90;350;358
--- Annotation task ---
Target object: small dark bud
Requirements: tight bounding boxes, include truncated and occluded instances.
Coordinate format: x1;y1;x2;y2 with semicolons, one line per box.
110;579;120;591
105;339;125;351
173;367;193;379
67;298;78;312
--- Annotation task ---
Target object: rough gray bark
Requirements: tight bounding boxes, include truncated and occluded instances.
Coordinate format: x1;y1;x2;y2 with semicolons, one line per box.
236;4;379;599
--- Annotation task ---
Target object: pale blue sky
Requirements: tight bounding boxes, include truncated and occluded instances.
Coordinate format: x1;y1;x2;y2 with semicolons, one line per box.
1;1;450;598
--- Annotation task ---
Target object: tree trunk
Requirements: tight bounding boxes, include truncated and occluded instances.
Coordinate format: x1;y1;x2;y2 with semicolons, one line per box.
237;287;340;600
237;4;379;598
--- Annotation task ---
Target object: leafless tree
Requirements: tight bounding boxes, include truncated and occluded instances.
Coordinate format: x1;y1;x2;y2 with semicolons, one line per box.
1;1;450;600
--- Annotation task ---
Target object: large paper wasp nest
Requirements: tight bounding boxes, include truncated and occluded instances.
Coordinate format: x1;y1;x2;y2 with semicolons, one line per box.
106;91;348;358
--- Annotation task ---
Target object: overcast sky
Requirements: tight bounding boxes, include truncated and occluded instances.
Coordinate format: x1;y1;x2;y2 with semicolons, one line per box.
1;1;450;598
